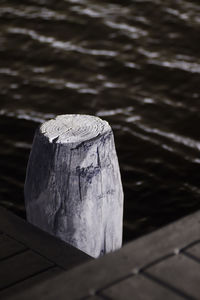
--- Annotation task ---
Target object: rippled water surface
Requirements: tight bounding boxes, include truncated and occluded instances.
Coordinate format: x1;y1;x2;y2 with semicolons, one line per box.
1;0;200;242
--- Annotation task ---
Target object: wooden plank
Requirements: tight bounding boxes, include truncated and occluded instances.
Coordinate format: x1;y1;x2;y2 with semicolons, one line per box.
4;210;200;300
0;267;63;300
0;206;91;270
145;254;200;299
0;250;54;290
0;234;26;260
86;296;106;300
184;242;200;261
101;274;183;300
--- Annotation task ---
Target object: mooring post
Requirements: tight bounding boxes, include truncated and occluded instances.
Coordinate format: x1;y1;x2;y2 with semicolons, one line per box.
24;114;123;258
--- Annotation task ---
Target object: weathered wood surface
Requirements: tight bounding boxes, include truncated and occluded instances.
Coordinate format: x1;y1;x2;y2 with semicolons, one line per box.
184;242;200;261
25;114;124;258
7;209;200;300
0;205;90;299
0;250;53;290
0;234;26;260
101;273;184;300
145;254;200;299
0;206;90;269
0;267;62;300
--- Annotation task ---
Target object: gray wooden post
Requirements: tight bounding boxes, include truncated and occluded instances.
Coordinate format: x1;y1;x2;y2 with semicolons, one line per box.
24;114;123;258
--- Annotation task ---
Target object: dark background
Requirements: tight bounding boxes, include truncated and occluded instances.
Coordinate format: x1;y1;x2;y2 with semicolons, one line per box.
1;0;200;243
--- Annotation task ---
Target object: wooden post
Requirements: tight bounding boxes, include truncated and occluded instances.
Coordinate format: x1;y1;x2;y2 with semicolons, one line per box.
24;114;123;258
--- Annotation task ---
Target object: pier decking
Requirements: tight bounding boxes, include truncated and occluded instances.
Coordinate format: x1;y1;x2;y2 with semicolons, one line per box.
0;206;90;299
0;205;200;300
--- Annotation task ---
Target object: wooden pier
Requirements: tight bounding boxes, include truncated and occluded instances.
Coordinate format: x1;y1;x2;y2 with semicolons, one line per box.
0;205;200;300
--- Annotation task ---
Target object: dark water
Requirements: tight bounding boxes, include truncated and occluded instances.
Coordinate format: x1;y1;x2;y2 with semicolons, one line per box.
1;0;200;243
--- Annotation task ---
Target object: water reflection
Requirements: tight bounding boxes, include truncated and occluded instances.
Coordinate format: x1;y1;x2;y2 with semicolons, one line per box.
8;27;118;57
1;0;200;242
0;6;67;20
149;59;200;74
0;109;55;123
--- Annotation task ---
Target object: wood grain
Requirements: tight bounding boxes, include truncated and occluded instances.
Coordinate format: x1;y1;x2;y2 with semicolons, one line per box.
25;114;124;258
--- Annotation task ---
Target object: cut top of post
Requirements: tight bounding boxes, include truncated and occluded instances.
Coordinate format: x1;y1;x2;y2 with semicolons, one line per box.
40;114;111;144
